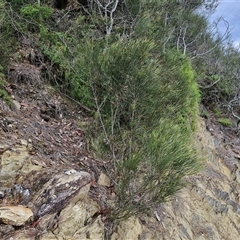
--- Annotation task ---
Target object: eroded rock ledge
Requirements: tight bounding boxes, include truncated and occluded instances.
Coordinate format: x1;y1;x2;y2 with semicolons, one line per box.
1;89;240;239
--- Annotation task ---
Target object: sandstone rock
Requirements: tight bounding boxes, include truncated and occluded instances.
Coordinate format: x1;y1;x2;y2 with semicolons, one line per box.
26;171;104;240
1;229;37;240
111;217;142;240
52;184;99;237
98;172;110;186
0;146;29;182
0;206;33;226
20;156;43;174
0;145;43;184
72;216;105;240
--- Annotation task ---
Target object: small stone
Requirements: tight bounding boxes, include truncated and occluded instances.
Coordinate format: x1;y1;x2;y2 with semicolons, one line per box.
98;172;110;186
0;191;4;198
20;139;28;146
27;143;33;151
5;117;16;124
0;144;9;154
0;206;33;226
12;100;21;110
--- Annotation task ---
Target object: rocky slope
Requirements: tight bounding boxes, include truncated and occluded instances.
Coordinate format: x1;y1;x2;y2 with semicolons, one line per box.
111;118;240;240
0;81;240;239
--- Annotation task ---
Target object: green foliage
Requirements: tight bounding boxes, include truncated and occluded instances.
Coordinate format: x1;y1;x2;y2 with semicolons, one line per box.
159;51;200;130
40;20;201;222
0;1;17;68
0;65;11;105
5;0;25;11
218;118;232;127
110;119;200;221
68;39;199;130
40;25;69;64
74;39;201;222
6;0;39;11
20;4;53;22
70;38;160;119
213;106;221;116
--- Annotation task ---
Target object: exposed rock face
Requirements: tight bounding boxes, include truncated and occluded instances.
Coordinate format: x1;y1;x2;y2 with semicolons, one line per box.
1;82;240;239
68;116;240;240
111;217;142;240
122;118;240;240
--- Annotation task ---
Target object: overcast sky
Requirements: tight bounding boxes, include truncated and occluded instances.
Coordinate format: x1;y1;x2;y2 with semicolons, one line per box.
210;0;240;46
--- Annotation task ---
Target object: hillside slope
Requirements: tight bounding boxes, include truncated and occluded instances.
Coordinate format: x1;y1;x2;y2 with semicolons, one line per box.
1;1;240;239
0;82;240;239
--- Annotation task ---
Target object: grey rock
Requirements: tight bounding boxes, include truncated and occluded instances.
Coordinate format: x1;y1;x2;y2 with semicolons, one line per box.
204;195;228;214
179;224;192;239
213;188;230;201
30;170;92;218
227;200;239;212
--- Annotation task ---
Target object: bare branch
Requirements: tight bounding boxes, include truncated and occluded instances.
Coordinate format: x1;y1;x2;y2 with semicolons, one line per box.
198;76;221;89
191;17;230;59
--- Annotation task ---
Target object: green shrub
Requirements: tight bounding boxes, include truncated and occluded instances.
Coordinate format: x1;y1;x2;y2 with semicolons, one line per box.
40;25;69;63
20;4;53;21
0;65;11;105
110;119;200;221
19;3;53;32
218;118;232;126
67;39;201;223
0;0;17;68
68;39;199;129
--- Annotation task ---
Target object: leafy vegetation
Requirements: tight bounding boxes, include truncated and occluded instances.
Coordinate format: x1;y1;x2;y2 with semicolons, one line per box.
1;0;240;237
0;65;11;104
42;1;201;227
218;118;232;126
20;3;53;20
0;0;16;68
